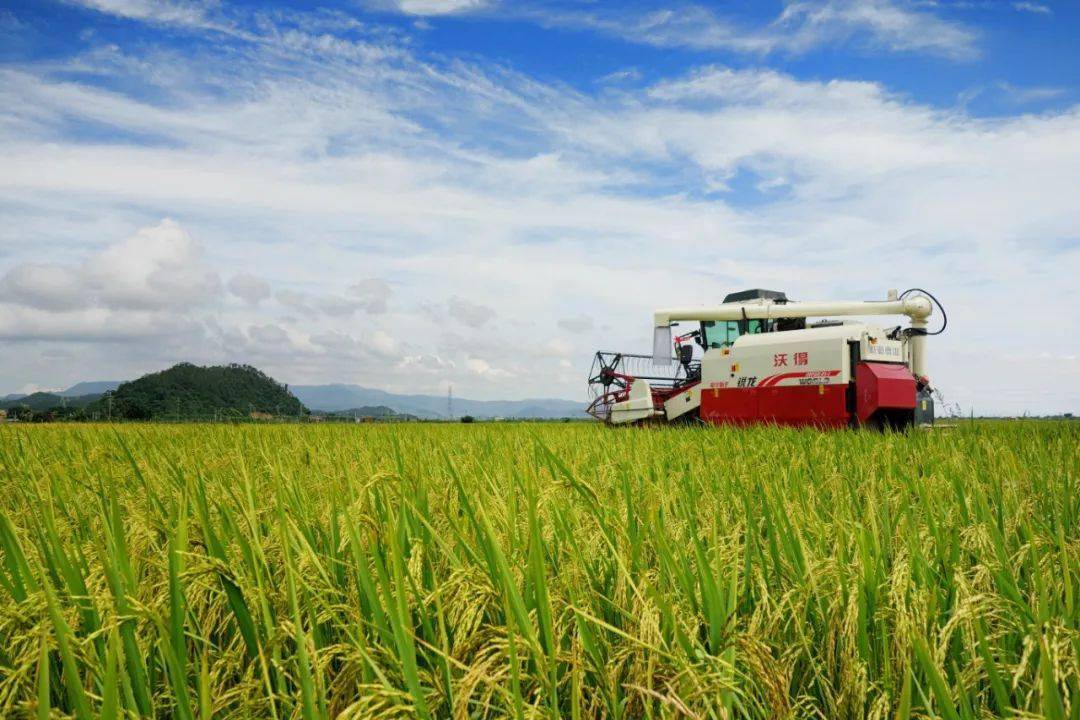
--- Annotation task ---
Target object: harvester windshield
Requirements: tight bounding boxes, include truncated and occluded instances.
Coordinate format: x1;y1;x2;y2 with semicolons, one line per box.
701;319;763;348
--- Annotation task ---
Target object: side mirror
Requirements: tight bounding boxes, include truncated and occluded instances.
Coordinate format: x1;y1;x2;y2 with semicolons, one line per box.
679;344;694;365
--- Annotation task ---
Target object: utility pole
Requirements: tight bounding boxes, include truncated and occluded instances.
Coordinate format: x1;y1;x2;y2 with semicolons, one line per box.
447;384;453;420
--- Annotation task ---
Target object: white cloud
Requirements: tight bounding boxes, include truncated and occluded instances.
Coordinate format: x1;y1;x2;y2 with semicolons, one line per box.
248;322;290;347
348;278;392;314
773;1;978;60
398;353;456;372
466;357;513;378
228;273;272;305
0;304;203;342
447;296;496;328
276;290;318;317
0;219;220;328
272;282;391;317
994;81;1065;105
1012;2;1051;14
391;0;488;16
84;219;221;309
65;0;217;26
513;0;978;60
0;264;84;311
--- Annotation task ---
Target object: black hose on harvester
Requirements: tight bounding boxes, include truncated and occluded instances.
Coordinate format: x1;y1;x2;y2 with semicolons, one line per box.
900;288;947;336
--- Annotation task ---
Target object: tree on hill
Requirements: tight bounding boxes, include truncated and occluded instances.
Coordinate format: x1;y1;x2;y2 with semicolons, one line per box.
89;363;307;420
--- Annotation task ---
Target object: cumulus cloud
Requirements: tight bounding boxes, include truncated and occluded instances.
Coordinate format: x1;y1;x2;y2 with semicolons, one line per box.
248;322;290;347
228;273;271;305
0;219;220;313
0;304;204;342
273;281;391;317
348;278;392;314
84;219;222;309
276;289;318;316
0;264;83;311
447;296;496;328
466;357;513;378
317;295;365;317
310;330;358;353
398;353;456;372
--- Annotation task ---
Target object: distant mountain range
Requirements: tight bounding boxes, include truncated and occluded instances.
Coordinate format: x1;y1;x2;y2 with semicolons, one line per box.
2;381;122;403
2;378;585;420
59;381;122;397
291;384;584;419
0;391;105;411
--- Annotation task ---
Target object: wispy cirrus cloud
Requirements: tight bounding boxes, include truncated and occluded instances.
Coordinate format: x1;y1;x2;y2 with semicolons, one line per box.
1012;2;1051;15
370;0;490;16
365;0;980;60
62;0;221;27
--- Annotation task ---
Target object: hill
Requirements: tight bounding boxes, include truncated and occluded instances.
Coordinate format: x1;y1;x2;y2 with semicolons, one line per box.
59;381;121;397
313;405;420;422
90;363;306;420
291;384;585;419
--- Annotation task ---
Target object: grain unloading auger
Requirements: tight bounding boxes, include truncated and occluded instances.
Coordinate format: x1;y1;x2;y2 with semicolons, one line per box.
587;288;945;429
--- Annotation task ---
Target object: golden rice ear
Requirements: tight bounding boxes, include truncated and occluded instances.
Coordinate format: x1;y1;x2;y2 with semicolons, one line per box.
0;420;1069;719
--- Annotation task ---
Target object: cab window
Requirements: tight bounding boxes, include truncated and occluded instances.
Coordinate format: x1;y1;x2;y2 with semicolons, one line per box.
701;319;764;348
702;320;737;348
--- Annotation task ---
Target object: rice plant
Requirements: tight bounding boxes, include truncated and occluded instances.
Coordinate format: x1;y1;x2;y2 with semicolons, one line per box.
0;421;1076;718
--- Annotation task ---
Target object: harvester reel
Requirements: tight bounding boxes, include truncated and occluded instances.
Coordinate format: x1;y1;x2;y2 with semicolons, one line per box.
586;351;697;423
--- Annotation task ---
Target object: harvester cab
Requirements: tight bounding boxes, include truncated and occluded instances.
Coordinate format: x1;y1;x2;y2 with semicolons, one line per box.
587;288;945;429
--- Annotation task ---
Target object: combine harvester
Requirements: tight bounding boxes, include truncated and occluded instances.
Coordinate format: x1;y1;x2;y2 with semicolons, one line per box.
587;289;945;429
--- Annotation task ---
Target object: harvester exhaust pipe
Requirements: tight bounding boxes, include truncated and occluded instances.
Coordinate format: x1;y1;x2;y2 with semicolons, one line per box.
909;317;929;379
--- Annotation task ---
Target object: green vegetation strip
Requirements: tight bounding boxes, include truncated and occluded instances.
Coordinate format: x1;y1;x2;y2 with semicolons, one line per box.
0;421;1076;718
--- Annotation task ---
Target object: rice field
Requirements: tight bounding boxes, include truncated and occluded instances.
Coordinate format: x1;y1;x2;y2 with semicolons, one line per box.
0;421;1076;719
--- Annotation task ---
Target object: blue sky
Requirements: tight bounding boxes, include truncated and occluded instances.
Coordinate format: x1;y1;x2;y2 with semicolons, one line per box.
0;0;1077;414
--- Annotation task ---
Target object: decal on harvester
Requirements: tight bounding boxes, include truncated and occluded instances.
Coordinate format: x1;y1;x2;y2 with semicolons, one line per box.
774;352;811;367
758;369;841;387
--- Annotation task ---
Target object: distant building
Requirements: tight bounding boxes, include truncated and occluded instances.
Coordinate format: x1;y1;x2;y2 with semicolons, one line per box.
249;411;273;420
